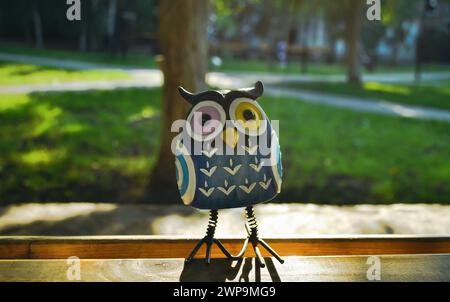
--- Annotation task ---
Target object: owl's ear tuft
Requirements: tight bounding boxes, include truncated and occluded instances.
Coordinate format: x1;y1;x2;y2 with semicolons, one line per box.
244;81;264;100
178;86;196;106
178;86;225;106
253;81;264;98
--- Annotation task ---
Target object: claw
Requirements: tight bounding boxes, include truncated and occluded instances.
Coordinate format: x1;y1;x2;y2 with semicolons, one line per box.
185;238;205;264
205;242;212;264
185;237;235;264
185;208;284;266
259;238;284;264
214;239;234;258
253;244;266;268
185;210;235;264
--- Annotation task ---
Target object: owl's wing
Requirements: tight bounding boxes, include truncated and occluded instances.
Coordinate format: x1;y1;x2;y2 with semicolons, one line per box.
175;142;196;205
270;130;283;193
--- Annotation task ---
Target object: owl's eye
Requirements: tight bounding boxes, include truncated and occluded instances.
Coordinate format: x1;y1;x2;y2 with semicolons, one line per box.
201;114;212;126
243;109;256;121
186;101;225;141
230;98;267;136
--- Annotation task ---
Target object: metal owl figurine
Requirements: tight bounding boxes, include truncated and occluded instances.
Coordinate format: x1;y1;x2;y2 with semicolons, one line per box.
174;81;284;267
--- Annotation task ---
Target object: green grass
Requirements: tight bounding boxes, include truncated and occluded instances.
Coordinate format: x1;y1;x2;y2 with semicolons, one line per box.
212;58;450;75
0;61;131;86
0;89;162;203
263;97;450;204
211;59;347;75
282;81;450;111
0;44;158;68
0;87;449;204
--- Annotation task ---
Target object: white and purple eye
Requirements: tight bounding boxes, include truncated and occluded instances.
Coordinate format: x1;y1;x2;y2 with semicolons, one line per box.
186;101;225;141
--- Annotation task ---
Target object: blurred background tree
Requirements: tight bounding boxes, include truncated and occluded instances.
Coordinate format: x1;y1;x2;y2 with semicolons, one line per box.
148;0;209;201
345;0;364;83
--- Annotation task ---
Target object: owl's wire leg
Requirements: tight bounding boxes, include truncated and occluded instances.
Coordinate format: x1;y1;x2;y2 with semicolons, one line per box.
233;206;285;268
185;209;235;264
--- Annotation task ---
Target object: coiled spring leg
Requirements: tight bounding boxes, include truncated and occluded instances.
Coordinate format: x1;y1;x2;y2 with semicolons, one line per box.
234;206;284;268
185;209;234;264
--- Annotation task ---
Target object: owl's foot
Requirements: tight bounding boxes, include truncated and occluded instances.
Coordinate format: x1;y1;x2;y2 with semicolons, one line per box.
185;236;234;264
185;210;235;264
234;206;284;268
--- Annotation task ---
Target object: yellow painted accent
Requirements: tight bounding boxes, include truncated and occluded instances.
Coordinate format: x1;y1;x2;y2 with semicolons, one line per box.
221;127;239;149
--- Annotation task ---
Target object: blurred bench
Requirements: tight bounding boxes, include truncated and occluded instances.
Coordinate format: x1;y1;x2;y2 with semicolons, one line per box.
1;235;449;281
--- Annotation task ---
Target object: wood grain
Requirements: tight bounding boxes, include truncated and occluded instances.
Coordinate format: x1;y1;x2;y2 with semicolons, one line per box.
1;235;450;259
1;254;449;282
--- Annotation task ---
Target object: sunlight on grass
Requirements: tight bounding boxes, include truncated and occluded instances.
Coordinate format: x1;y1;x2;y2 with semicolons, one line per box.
261;96;450;203
0;61;130;86
105;157;152;175
283;81;450;110
0;88;162;203
0;94;30;111
364;82;411;95
31;104;62;137
17;148;66;166
58;123;87;134
128;106;158;122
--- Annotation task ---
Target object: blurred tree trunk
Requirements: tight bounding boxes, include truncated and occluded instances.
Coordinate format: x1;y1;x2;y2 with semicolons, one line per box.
89;0;101;52
106;0;118;53
326;35;337;64
299;18;310;74
79;21;88;52
390;42;399;66
148;0;209;202
345;0;363;84
79;1;89;52
31;0;43;48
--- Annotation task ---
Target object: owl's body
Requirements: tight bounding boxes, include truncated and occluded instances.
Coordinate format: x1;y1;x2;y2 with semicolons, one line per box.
175;81;284;266
175;81;282;210
176;121;282;210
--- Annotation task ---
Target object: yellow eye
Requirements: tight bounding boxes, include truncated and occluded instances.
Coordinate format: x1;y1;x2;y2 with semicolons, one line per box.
235;102;262;131
230;99;267;136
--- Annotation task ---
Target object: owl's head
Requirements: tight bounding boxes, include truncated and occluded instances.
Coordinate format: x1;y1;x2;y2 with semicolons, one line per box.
178;81;270;150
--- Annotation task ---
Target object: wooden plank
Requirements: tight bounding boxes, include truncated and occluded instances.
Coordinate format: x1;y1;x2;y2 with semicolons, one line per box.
1;254;449;282
1;235;450;259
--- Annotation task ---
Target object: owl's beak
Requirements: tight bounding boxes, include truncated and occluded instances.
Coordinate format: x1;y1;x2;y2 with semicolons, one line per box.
221;127;239;149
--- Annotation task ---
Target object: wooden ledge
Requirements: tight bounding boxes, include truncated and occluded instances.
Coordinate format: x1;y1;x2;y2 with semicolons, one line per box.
1;255;450;281
1;235;450;259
